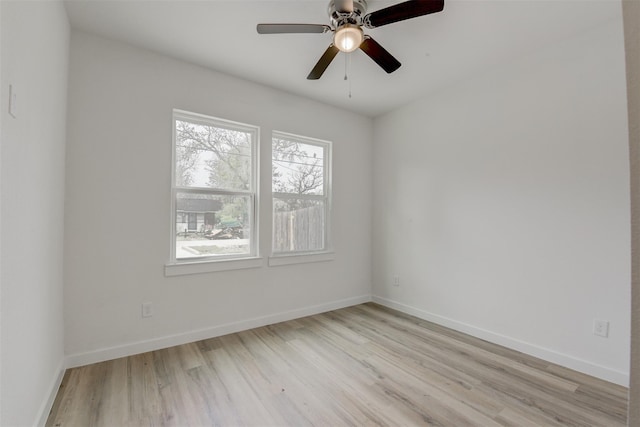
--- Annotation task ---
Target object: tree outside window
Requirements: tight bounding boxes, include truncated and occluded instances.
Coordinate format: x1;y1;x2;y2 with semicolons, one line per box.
272;132;331;254
171;111;257;261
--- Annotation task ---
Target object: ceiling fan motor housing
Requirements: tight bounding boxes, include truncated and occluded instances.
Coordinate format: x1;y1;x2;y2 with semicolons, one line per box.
328;0;368;27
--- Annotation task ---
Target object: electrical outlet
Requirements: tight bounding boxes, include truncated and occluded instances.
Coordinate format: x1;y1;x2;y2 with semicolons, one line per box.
593;319;609;338
393;276;400;287
142;302;153;318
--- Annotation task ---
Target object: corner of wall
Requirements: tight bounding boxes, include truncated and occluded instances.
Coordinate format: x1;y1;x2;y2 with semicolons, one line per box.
623;0;640;423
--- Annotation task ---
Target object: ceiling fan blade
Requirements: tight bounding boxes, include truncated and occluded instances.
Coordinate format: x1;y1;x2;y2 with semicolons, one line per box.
359;36;401;74
257;24;331;34
335;0;354;13
307;44;340;80
363;0;444;28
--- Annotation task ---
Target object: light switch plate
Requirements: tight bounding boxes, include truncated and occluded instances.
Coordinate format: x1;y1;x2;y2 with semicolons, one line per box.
9;84;17;118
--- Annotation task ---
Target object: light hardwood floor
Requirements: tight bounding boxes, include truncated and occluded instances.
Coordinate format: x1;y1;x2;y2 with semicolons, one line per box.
47;303;628;426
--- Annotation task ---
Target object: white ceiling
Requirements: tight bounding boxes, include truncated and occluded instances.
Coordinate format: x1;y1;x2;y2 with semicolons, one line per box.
63;0;621;117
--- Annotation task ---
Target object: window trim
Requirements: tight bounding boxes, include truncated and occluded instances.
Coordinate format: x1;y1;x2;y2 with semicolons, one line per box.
165;257;263;276
167;109;260;271
268;251;335;267
271;131;332;257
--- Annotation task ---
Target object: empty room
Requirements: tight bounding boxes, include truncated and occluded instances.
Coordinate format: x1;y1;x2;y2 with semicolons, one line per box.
1;0;639;425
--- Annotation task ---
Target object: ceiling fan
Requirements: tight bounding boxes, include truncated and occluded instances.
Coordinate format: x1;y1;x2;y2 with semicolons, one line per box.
257;0;444;80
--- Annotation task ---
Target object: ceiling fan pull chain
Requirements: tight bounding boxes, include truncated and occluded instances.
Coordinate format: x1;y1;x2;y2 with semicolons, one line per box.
345;53;353;98
344;52;348;81
349;56;353;98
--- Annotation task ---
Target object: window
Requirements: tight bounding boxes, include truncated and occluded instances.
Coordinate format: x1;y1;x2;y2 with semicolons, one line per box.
171;110;258;264
272;132;331;255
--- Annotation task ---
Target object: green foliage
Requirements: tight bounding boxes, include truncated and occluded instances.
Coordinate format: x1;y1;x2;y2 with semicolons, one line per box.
217;196;249;225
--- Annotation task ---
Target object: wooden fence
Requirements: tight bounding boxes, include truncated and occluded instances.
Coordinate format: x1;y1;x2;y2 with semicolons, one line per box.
273;204;324;252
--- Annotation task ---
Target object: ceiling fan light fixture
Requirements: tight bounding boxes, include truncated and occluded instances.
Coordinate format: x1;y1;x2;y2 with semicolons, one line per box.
333;24;363;53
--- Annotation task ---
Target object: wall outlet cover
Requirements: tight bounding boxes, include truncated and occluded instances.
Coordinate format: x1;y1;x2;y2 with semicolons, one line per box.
593;319;609;338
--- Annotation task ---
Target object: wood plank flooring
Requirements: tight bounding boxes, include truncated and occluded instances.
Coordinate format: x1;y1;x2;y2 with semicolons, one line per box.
47;303;628;426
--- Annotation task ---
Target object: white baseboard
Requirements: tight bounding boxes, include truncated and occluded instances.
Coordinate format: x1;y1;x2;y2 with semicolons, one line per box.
66;294;372;369
372;295;629;387
36;358;66;427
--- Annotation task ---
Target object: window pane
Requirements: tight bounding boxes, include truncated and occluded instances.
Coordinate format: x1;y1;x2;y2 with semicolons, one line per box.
176;192;251;259
175;120;252;191
272;138;324;195
273;198;325;253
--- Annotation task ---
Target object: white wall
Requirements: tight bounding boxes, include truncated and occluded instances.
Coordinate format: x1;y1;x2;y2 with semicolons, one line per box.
0;1;69;425
623;0;640;421
64;31;373;363
372;13;630;385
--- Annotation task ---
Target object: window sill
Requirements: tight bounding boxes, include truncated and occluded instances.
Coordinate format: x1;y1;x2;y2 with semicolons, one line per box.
165;257;263;276
268;252;335;267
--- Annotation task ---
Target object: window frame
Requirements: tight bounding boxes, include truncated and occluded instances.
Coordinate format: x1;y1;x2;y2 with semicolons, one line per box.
270;131;332;260
168;109;260;271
